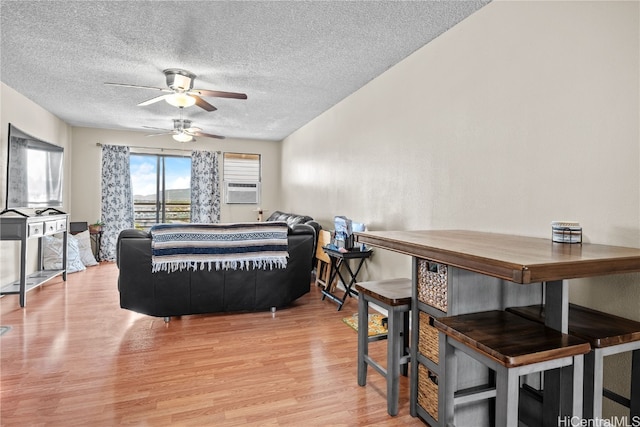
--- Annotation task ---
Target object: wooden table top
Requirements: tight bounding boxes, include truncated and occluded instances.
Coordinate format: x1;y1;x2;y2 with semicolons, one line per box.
355;230;640;284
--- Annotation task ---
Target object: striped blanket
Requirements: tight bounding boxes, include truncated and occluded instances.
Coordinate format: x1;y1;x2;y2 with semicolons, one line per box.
150;222;289;273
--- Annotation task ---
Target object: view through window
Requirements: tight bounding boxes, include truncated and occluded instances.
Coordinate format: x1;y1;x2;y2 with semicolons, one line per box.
130;154;191;229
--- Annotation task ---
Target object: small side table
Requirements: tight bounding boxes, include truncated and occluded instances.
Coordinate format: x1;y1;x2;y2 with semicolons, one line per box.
89;230;103;261
321;246;373;311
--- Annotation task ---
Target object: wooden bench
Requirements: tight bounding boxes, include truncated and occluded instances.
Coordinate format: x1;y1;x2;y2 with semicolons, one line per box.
356;278;412;416
434;310;591;426
507;303;640;419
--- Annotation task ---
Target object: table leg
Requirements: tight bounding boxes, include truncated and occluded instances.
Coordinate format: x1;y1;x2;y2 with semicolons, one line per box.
341;258;367;298
321;258;339;300
321;257;368;311
543;279;572;425
335;257;370;309
631;349;640;419
96;231;102;261
545;279;569;333
321;258;352;310
410;258;419;417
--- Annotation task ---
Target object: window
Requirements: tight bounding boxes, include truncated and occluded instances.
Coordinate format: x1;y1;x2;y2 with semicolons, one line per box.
223;152;261;204
223;152;260;182
130;153;191;229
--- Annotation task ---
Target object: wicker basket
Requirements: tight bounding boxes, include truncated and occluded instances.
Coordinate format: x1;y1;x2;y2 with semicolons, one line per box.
417;363;439;421
417;259;448;312
418;311;439;364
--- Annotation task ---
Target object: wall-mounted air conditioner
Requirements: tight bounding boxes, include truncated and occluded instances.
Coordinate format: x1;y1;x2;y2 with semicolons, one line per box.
224;181;261;204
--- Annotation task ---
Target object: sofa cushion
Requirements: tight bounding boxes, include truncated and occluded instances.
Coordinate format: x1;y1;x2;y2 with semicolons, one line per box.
43;234;86;273
75;230;98;267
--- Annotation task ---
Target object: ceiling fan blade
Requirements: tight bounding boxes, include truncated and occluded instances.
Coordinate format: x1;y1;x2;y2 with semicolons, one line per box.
104;82;171;93
189;130;226;140
145;131;176;137
138;94;171;106
142;126;173;131
185;127;202;133
192;95;217;112
190;89;247;100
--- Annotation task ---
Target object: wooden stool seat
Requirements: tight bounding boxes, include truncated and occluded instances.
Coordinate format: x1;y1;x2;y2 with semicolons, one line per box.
356;279;412;307
434;310;590;426
506;303;640;348
507;303;640;419
356;278;412;416
435;310;591;368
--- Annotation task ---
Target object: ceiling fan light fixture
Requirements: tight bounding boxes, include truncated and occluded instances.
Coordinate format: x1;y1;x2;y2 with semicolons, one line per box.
172;132;193;143
166;93;196;108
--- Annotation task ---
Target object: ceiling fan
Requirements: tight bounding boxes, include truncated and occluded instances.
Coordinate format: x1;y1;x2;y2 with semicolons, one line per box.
144;118;225;142
105;68;247;112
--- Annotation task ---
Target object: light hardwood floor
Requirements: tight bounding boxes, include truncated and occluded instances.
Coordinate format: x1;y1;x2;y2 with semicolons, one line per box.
1;262;425;426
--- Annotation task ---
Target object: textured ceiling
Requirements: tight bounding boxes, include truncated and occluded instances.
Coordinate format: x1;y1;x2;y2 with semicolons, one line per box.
1;1;489;141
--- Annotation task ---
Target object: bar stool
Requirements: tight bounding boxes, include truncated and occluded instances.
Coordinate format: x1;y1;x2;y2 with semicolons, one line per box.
433;310;591;427
356;278;412;416
507;303;640;420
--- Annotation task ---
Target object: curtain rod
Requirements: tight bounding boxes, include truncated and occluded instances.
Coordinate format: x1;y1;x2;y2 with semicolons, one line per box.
95;142;220;154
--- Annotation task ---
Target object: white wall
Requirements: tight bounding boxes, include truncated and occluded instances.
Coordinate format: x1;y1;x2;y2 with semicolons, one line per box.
0;82;73;284
70;127;281;224
281;1;639;416
283;0;639;301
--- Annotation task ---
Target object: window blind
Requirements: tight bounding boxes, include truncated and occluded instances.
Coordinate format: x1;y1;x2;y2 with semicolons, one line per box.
223;152;260;182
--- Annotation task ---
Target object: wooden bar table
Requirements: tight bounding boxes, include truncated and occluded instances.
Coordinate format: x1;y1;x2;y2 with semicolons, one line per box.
355;230;640;426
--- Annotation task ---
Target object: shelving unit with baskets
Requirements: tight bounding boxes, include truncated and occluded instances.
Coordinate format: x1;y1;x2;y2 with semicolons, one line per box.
410;258;542;426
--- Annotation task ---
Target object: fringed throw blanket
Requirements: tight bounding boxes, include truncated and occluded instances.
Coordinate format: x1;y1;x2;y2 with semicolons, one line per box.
150;222;289;273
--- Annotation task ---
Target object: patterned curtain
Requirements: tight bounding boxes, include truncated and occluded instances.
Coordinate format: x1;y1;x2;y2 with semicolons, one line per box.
190;150;220;223
100;145;134;261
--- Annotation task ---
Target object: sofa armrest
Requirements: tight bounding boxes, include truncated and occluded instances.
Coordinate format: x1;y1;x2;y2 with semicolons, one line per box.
304;220;321;233
289;223;316;236
119;229;149;239
116;229;150;268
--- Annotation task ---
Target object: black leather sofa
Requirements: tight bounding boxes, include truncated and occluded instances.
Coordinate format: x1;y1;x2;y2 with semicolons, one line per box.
265;210;320;231
266;210;321;260
116;224;315;320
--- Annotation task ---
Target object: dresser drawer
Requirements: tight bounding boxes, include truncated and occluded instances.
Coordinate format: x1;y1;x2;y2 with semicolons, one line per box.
55;219;67;232
28;222;45;237
44;220;58;235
